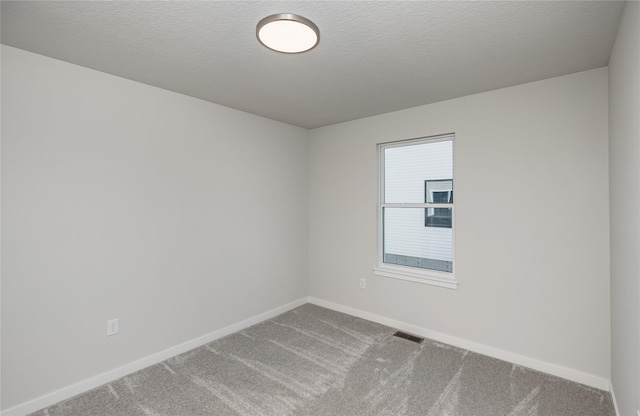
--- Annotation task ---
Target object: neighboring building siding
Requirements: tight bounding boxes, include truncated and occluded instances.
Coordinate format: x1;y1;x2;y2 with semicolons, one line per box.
384;140;453;268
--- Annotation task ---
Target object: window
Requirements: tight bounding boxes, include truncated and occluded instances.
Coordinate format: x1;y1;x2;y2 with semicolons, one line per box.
374;134;456;289
425;180;453;228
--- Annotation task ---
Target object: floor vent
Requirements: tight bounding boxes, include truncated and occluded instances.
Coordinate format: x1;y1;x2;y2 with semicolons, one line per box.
393;331;424;344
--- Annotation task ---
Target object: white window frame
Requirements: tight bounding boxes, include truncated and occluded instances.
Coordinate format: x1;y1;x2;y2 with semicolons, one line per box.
373;134;457;290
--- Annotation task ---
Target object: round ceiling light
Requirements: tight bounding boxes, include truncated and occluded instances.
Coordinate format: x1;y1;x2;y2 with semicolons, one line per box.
257;14;319;54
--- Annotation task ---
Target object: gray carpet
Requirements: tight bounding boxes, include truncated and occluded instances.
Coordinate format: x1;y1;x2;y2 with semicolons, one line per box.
29;304;614;416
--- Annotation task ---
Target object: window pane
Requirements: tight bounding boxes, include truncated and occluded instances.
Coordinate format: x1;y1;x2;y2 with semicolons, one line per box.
425;207;452;228
425;179;453;203
383;207;453;273
385;140;453;204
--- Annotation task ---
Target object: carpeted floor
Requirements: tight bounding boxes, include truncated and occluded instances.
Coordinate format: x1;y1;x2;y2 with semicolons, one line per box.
29;304;614;416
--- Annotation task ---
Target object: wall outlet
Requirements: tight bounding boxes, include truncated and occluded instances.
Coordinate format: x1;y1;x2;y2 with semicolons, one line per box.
107;318;119;336
359;278;366;289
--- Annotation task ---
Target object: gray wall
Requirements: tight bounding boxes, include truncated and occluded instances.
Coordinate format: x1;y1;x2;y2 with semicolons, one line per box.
308;68;611;387
1;45;309;410
608;2;640;415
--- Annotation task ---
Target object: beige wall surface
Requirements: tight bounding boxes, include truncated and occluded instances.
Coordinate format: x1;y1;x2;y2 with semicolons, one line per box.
609;2;640;415
1;45;309;410
309;68;611;382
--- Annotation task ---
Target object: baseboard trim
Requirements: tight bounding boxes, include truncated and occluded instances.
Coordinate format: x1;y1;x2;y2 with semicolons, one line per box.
609;382;624;416
610;382;621;416
1;297;307;416
308;297;611;391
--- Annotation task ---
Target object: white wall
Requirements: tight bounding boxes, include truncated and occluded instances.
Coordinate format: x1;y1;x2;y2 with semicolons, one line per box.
0;45;309;410
608;2;640;415
309;68;610;386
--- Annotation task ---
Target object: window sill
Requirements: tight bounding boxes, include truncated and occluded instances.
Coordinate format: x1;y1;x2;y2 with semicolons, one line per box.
373;266;458;290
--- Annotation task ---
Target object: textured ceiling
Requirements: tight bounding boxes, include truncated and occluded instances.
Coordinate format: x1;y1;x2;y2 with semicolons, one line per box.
1;1;625;129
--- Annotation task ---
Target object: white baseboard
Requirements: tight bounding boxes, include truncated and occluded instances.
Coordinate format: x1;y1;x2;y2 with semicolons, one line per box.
1;297;307;416
610;382;621;416
608;381;639;416
308;296;611;392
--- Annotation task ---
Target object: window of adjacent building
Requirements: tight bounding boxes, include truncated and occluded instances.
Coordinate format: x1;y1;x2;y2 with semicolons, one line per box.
425;179;453;228
374;134;456;289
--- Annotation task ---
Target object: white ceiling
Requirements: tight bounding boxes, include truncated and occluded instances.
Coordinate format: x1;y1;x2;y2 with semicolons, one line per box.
1;1;625;129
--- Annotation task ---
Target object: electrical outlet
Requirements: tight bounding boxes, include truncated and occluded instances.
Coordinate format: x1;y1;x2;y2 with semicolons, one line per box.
360;278;366;289
107;318;119;336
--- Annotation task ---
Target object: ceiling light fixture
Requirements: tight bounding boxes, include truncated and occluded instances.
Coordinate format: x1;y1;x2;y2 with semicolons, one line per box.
257;14;319;54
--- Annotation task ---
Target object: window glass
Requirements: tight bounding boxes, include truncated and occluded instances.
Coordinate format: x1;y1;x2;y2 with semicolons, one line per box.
383;207;453;273
380;136;454;275
384;141;453;204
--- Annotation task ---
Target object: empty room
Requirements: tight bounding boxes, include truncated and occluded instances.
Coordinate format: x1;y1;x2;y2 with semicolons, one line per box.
1;1;638;415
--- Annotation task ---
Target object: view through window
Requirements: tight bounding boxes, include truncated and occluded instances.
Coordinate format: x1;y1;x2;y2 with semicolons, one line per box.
379;135;454;275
